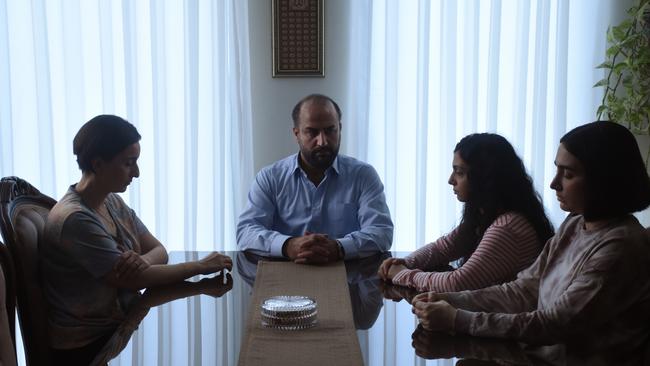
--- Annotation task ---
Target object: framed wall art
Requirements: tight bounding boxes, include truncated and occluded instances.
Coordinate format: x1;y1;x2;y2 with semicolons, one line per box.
272;0;324;77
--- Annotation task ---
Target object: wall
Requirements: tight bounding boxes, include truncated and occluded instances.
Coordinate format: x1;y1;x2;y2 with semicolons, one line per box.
248;0;350;173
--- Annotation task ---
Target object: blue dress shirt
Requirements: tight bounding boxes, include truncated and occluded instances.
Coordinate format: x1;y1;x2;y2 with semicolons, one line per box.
236;153;394;259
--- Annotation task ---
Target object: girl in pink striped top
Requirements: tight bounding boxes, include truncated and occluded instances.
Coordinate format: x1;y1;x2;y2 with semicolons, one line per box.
378;133;554;292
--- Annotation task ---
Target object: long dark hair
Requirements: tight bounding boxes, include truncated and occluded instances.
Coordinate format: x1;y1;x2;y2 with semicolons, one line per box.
454;133;554;262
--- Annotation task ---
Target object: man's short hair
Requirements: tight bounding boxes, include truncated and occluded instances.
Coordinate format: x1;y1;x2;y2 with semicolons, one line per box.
291;94;342;127
560;121;650;220
73;114;141;172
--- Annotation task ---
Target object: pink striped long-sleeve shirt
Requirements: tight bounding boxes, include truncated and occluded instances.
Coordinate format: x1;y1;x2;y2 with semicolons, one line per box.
391;212;543;292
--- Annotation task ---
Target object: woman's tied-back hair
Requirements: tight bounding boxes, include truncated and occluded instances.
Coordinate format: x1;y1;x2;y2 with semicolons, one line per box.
455;133;555;262
73;115;141;172
560;121;650;221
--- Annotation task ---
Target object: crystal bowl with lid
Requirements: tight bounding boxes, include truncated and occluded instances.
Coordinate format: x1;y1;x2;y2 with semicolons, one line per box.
260;295;318;330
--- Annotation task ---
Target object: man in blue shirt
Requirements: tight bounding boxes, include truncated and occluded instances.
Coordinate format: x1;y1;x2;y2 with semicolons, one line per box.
237;94;393;264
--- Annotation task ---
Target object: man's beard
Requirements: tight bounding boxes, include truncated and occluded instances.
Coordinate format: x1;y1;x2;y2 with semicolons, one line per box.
305;146;338;169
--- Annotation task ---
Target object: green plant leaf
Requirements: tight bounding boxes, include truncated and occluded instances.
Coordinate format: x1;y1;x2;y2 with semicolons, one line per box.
606;27;615;43
638;53;650;65
595;0;650;135
613;62;629;75
593;78;610;88
618;19;633;32
622;75;633;87
595;61;613;69
606;44;620;57
620;33;641;46
636;1;650;20
612;21;632;41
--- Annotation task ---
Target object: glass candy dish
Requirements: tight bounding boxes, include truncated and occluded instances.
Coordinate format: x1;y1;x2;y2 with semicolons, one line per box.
260;295;318;330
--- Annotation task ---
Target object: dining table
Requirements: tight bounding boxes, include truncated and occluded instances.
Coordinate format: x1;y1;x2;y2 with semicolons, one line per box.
98;251;562;366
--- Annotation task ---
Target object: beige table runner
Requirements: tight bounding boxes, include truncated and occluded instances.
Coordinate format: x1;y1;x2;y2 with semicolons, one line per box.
238;261;364;366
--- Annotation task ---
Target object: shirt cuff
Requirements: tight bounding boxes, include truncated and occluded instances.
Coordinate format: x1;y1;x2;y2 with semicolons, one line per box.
270;234;292;258
337;237;357;259
454;309;474;335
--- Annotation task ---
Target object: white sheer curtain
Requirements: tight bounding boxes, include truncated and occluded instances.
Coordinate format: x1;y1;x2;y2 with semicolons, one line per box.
0;1;252;364
345;1;618;364
0;0;253;252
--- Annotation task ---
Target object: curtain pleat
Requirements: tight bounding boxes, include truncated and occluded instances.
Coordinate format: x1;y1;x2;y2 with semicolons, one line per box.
415;0;431;248
0;0;12;174
345;0;372;162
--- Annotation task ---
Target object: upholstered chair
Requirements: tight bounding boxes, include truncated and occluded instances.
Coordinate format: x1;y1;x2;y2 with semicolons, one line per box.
0;177;56;365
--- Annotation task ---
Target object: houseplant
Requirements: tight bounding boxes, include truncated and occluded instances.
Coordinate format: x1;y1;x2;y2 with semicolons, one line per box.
595;0;650;163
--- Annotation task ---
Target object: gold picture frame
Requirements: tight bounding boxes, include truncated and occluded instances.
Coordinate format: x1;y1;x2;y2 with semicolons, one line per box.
272;0;324;77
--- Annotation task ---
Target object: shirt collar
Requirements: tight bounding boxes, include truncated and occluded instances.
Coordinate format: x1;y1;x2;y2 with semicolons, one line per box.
330;156;340;175
291;153;341;176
